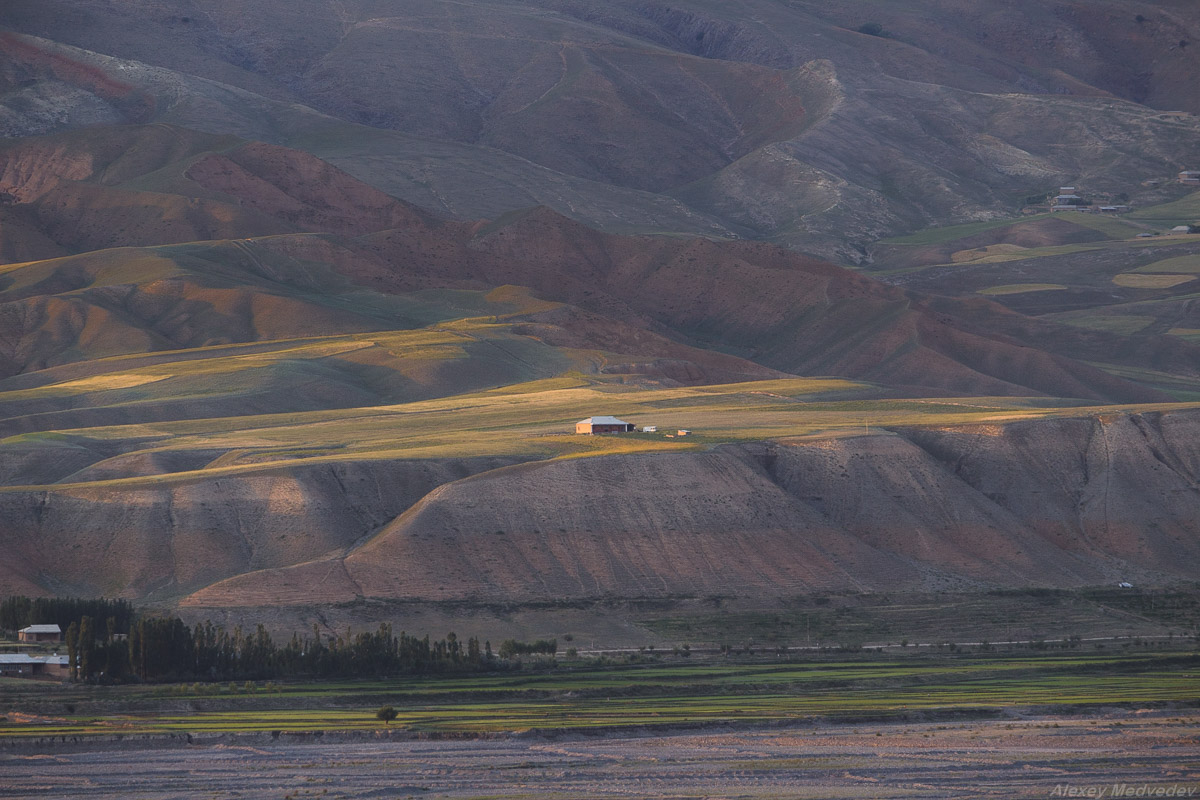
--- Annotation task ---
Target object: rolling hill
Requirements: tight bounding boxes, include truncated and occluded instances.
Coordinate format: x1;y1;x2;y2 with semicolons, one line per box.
2;131;1193;404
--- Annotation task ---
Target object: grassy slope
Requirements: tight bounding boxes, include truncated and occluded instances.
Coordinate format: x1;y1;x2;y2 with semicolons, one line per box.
1129;190;1200;224
5;370;1196;492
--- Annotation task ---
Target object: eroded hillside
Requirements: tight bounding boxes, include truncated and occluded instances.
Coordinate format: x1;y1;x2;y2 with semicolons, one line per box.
3;1;1198;259
3;408;1181;605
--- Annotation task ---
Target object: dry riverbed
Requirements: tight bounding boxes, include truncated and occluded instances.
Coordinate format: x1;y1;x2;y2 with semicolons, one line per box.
3;711;1199;799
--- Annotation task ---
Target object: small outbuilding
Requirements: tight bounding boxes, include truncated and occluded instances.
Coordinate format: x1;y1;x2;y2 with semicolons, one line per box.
0;654;69;679
576;416;635;434
18;624;62;643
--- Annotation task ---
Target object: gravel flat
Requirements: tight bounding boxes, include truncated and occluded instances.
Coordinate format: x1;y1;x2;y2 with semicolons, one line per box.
4;712;1199;799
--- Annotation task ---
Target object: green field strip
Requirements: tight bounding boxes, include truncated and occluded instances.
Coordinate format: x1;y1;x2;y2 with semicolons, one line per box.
3;653;1195;738
1134;254;1200;274
879;215;1052;246
1129;191;1200;222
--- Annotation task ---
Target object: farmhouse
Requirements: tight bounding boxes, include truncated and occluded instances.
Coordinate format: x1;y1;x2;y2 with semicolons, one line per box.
0;654;69;680
1051;193;1084;211
576;416;635;434
1180;171;1200;185
18;624;61;643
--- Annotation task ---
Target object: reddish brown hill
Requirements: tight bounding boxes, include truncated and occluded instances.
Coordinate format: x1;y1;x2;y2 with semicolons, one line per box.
358;207;1186;401
0;125;1190;400
0;30;156;123
0;125;441;262
2;195;1189;400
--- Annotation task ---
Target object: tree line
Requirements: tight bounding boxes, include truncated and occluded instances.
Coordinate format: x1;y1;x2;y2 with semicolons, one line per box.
69;616;506;683
0;595;134;635
4;595;557;683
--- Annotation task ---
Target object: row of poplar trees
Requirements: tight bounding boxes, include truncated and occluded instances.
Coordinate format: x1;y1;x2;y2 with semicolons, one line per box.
64;616;496;683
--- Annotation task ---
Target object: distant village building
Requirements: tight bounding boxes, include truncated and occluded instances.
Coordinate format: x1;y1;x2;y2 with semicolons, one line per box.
576;416;635;434
1180;171;1200;185
1051;193;1084;211
1171;225;1193;233
18;624;61;643
0;654;69;679
1098;205;1130;213
1050;186;1091;211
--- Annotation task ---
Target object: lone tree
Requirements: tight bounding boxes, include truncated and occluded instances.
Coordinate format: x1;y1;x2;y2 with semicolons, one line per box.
376;705;398;726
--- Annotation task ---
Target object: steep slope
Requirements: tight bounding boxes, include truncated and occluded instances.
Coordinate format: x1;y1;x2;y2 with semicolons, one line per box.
0;457;525;599
3;3;1198;258
180;409;1200;607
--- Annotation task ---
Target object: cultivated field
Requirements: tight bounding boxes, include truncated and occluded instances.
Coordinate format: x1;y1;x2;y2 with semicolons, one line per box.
2;651;1196;738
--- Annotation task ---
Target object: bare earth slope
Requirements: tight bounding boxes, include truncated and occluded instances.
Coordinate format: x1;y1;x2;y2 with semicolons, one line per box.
182;409;1200;607
0;457;524;599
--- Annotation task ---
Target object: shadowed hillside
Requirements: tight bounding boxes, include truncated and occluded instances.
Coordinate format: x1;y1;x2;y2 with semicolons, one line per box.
170;409;1200;606
3;2;1198;258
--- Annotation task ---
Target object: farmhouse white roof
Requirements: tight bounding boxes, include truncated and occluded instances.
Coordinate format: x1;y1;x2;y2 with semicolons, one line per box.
19;624;61;634
578;416;630;425
0;654;68;665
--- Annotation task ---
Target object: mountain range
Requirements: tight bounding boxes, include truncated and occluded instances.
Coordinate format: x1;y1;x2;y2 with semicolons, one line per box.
1;1;1199;635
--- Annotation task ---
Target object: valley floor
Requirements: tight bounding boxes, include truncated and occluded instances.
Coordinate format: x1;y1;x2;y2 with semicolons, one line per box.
3;648;1199;799
3;711;1198;799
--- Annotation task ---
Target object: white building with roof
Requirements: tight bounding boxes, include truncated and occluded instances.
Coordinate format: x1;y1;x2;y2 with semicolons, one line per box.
576;416;636;434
